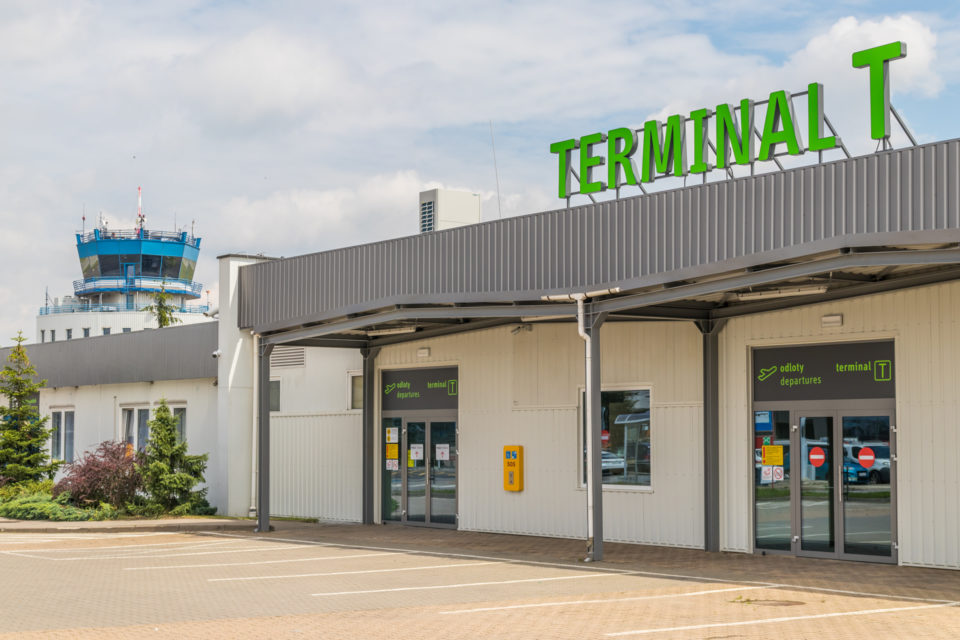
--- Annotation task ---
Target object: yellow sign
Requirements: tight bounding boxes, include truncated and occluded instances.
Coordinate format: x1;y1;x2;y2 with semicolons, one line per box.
761;445;783;466
503;445;524;492
386;443;398;460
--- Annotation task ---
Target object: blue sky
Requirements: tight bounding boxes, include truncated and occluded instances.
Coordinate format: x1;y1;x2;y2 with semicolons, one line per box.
0;1;958;345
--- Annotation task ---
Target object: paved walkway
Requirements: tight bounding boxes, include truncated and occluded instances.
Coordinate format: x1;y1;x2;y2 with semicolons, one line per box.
0;520;956;638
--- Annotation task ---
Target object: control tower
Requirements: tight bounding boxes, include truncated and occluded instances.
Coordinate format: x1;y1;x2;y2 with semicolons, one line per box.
36;197;212;342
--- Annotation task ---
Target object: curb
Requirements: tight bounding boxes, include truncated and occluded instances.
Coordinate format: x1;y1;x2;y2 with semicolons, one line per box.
0;520;254;534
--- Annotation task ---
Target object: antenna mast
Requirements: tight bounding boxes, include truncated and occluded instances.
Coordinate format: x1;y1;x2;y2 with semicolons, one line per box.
136;186;145;231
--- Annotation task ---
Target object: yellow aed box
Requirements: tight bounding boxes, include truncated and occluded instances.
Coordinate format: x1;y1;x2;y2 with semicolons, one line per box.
503;445;524;491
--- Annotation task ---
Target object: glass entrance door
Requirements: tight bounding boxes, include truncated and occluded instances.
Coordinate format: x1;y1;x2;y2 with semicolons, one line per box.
841;414;893;557
382;413;457;528
753;406;896;562
798;415;835;553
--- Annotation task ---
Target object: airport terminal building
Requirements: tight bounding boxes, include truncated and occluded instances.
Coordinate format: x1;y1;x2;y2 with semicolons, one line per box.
230;135;960;570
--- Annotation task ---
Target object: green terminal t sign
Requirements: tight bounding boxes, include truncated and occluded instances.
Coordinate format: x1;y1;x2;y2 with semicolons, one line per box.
551;42;908;199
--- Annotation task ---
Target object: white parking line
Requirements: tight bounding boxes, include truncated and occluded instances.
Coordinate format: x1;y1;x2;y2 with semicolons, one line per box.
203;532;954;607
605;602;959;636
126;551;395;571
9;539;241;554
211;561;494;582
312;571;639;597
439;585;770;614
7;543;303;561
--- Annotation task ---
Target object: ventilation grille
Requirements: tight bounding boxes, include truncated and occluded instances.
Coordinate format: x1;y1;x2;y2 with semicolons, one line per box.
270;346;305;368
419;201;435;233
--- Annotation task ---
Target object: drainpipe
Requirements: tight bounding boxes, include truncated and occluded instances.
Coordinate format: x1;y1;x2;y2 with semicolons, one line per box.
250;332;259;517
542;287;619;562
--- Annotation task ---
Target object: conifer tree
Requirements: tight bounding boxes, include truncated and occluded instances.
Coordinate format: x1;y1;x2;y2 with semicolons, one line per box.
138;399;213;515
0;332;59;483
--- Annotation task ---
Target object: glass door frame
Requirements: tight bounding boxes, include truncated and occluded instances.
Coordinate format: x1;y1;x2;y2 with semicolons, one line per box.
752;399;897;564
381;409;458;529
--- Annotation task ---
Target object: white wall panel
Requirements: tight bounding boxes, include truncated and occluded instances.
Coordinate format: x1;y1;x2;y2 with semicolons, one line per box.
377;322;704;547
719;280;960;569
270;413;362;522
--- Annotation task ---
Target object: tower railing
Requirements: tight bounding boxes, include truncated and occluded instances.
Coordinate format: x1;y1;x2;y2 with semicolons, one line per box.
72;276;202;297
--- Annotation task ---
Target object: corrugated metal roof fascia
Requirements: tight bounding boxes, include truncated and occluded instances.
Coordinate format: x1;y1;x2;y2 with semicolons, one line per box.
0;322;218;388
238;139;960;332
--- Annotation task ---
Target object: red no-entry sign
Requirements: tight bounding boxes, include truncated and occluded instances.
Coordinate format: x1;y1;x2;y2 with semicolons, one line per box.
601;430;610;443
858;447;875;469
809;446;826;468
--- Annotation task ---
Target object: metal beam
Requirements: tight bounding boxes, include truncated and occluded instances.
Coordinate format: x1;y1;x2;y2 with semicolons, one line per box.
711;266;960;319
696;319;725;552
254;342;275;533
597;248;960;316
369;319;514;347
360;346;380;524
261;303;579;346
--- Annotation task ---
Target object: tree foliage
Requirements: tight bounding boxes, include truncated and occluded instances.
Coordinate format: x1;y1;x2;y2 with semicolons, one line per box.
54;441;143;508
137;400;214;515
141;283;182;328
0;332;59;483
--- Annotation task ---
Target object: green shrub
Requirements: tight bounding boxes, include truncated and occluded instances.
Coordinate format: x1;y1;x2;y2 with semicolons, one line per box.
0;492;117;521
0;479;53;502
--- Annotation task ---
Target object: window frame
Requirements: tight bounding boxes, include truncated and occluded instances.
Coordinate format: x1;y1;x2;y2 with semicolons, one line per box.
347;370;363;411
49;408;76;464
120;405;152;452
578;383;654;492
268;379;281;413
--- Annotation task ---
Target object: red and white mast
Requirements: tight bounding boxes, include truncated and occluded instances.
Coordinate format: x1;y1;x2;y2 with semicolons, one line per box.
136;186;146;231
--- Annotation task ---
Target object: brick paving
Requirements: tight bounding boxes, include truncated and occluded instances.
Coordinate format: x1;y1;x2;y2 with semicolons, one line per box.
0;521;956;638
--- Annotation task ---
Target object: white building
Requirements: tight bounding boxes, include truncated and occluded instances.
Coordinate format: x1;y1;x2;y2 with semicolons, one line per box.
418;189;481;233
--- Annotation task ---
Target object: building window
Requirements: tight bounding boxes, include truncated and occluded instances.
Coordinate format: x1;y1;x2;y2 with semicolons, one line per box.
349;373;363;410
50;330;56;342
122;328;132;333
419;200;435;233
173;407;186;443
40;330;45;343
83;328;90;338
122;407;152;452
269;380;280;412
103;327;111;335
582;389;651;487
66;328;73;340
50;410;75;464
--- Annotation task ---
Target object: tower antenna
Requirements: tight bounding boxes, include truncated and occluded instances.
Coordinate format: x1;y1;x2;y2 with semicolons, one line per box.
136;186;145;231
489;120;503;219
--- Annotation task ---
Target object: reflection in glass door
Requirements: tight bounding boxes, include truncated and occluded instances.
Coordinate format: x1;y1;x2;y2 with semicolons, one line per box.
799;416;834;553
429;421;457;525
841;415;893;557
753;411;791;551
405;422;427;523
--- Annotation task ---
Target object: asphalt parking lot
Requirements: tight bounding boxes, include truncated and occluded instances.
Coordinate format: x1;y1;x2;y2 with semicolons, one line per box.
0;523;957;638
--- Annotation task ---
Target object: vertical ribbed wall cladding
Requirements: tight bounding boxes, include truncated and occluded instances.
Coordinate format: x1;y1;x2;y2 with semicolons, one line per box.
239;139;960;331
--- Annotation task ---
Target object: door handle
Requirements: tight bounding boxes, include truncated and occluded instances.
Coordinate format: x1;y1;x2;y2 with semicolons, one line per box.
838;464;843;503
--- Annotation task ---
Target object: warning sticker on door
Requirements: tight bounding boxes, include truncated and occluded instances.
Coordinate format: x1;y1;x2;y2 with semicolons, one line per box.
385;443;398;460
436;444;450;461
760;466;773;485
385;427;399;444
772;466;784;482
385;459;399;471
761;445;783;466
410;444;424;461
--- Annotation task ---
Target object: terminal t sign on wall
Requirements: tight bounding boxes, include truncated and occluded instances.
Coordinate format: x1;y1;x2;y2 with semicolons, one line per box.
550;42;907;199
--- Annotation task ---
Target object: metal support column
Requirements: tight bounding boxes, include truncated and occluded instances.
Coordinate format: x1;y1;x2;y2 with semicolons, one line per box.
254;342;274;533
585;310;606;561
696;319;725;552
360;346;380;525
